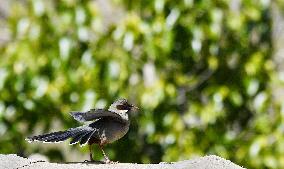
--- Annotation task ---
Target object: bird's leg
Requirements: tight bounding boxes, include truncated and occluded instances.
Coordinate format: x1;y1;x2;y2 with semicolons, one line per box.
89;144;94;161
99;144;111;163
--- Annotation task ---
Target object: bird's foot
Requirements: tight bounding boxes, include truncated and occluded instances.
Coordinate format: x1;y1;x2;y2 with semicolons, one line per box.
84;159;105;164
104;159;119;164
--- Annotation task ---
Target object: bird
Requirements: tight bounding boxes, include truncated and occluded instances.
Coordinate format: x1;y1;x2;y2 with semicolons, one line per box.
26;98;138;163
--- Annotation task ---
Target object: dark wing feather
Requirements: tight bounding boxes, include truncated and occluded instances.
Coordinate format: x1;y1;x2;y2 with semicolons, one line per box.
79;129;97;145
70;109;121;122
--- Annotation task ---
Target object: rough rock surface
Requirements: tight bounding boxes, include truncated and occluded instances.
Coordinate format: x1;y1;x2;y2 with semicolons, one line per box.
0;154;246;169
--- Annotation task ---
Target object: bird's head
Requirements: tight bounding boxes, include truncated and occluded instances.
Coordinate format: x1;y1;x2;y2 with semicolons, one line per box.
108;98;139;116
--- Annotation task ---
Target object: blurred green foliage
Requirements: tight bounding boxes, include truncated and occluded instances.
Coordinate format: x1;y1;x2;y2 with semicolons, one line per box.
0;0;284;168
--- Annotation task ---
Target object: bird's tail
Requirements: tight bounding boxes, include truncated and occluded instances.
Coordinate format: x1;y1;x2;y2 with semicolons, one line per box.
26;125;96;145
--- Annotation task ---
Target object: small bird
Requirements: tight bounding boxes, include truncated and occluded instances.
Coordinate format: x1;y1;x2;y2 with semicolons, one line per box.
26;98;138;163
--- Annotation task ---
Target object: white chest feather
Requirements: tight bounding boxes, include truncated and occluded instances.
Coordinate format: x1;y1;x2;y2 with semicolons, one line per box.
108;107;129;121
116;110;129;121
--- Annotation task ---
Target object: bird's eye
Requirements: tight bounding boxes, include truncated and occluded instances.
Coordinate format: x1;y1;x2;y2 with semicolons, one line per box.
116;104;129;110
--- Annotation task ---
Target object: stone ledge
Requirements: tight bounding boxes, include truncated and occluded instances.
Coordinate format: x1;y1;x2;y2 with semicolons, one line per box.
0;154;246;169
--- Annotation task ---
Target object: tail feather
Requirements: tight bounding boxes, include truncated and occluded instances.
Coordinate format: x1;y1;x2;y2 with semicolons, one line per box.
30;131;60;141
69;131;90;145
45;131;73;141
27;131;67;142
79;130;96;145
27;131;70;143
48;128;85;142
48;131;75;143
26;126;95;145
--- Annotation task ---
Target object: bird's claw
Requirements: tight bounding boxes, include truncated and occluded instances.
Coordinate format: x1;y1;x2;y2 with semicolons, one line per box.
104;159;119;164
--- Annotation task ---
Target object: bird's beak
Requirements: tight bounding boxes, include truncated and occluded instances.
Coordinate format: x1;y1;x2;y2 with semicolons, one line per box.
131;104;139;110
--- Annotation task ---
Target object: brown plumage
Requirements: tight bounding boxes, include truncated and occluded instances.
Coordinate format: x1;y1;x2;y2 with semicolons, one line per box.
26;98;138;163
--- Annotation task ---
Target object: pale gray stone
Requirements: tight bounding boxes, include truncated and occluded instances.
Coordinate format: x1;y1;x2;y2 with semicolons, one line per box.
0;154;246;169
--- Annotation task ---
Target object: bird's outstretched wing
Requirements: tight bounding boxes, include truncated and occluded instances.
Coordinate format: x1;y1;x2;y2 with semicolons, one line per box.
70;109;121;122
